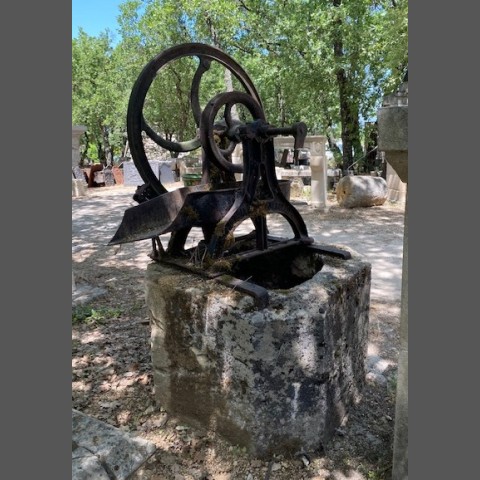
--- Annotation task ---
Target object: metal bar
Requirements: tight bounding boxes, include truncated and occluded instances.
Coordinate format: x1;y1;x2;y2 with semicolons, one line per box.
215;275;269;309
306;244;352;260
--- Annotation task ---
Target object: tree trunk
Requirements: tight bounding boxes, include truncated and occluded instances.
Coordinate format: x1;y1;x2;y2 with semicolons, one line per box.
364;122;379;174
224;65;239;120
336;73;353;173
326;134;342;163
97;141;104;164
321;109;342;166
79;133;89;167
278;87;286;127
332;0;362;174
207;15;239;121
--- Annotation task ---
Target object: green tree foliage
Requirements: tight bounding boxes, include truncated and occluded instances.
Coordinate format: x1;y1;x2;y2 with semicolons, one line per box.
72;29;127;164
180;0;407;169
72;0;407;170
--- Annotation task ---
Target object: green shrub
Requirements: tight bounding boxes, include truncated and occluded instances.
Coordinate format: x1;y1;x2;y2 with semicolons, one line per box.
72;304;122;325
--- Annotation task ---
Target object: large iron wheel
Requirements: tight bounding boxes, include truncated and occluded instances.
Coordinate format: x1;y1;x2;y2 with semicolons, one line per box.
126;43;262;196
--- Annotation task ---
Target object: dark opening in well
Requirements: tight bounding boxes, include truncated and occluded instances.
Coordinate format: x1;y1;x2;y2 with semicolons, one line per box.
230;244;324;289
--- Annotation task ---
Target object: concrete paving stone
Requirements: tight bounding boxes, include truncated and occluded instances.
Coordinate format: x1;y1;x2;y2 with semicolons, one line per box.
72;447;111;480
72;409;156;480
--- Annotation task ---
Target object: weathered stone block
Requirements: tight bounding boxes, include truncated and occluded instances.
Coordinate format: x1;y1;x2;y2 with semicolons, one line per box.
146;250;371;457
123;160;161;186
159;161;175;183
336;175;388;208
386;163;407;204
72;179;88;197
72;409;156;480
289;177;305;198
377;82;408;184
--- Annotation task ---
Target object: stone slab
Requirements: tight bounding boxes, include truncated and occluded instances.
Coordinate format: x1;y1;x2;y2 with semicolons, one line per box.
72;447;112;480
386;163;406;203
72;179;88;197
72;283;107;306
122;160;161;186
377;99;408;183
72;409;156;480
377;106;408;152
159;161;175;183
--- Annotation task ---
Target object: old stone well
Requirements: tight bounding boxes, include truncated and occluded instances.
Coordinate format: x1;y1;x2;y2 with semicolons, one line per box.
108;42;372;458
145;243;371;457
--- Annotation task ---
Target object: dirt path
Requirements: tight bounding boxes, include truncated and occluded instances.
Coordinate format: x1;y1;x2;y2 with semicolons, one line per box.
72;184;405;480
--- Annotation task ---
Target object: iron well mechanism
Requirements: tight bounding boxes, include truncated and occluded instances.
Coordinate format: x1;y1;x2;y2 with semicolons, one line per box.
109;43;350;308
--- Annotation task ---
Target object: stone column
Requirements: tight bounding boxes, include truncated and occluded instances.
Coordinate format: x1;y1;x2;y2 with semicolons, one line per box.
232;143;243;181
377;76;408;480
273;135;328;209
386;162;407;204
308;135;328;211
72;125;88;197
